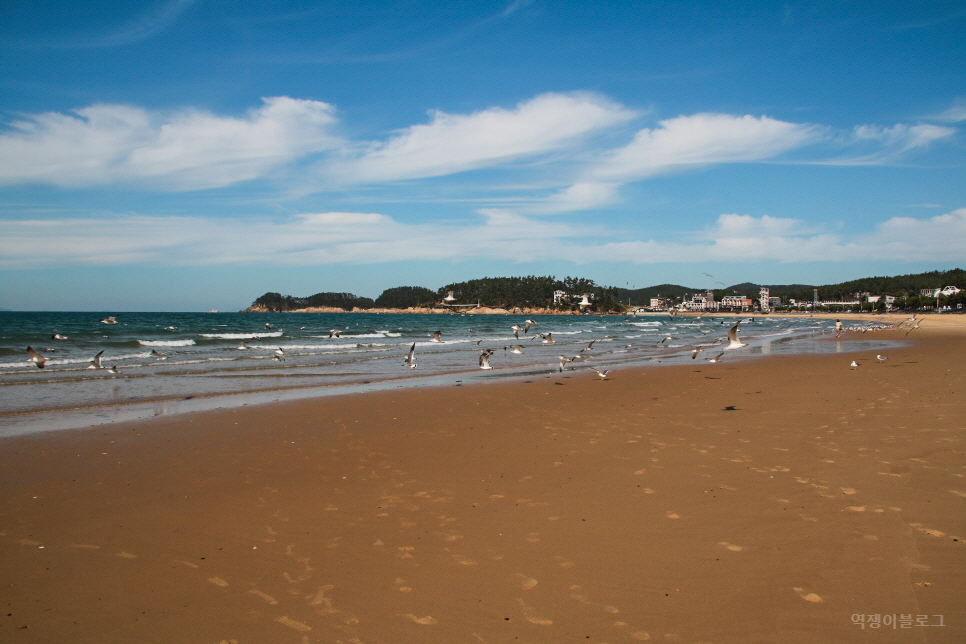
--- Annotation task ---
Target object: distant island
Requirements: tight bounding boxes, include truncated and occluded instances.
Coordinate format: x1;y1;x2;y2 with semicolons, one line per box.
243;269;966;314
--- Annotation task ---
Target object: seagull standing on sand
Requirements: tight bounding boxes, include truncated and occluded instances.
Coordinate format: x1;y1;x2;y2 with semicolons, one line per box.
725;322;748;350
88;350;105;369
26;346;47;369
403;343;417;368
877;355;887;361
850;360;860;369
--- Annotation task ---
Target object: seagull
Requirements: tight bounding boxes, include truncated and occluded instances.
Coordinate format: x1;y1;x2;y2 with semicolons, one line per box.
876;355;887;361
904;321;921;336
100;316;118;325
850;360;860;369
403;343;417;368
511;324;524;339
274;348;286;361
582;339;597;352
691;347;704;359
265;322;273;329
708;352;725;363
479;350;494;370
558;355;572;371
524;320;537;334
669;309;676;320
108;365;120;374
725;322;748;350
329;329;341;338
541;333;556;344
431;330;443;343
593;369;609;380
26;346;47;369
88;350;105;369
507;344;524;354
659;335;673;344
150;349;167;360
689;315;704;324
237;341;249;350
51;333;70;341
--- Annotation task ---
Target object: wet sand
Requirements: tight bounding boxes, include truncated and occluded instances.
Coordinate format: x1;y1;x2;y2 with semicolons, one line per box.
1;316;964;643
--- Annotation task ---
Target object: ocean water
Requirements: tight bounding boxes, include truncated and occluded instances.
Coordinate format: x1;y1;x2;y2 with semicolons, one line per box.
0;311;894;435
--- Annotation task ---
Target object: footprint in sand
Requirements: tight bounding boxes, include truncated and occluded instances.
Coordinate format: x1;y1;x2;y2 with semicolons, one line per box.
841;487;857;495
517;598;552;625
526;533;541;543
792;587;823;602
513;574;539;590
275;616;312;632
666;511;680;519
248;589;278;605
117;551;138;559
208;577;229;587
718;541;743;552
403;614;437;625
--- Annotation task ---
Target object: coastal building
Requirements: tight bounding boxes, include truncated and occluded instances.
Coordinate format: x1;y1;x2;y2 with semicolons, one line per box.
759;287;770;313
720;295;753;311
684;291;717;311
650;297;667;309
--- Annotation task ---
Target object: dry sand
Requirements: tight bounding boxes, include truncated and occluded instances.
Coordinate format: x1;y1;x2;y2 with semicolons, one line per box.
1;315;964;643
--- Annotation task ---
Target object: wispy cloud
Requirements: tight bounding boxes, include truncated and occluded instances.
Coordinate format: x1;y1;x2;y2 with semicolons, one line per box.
4;208;964;270
0;97;340;190
319;92;636;186
589;113;819;182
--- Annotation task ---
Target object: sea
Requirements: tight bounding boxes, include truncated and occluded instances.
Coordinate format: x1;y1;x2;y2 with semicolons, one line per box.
0;311;897;437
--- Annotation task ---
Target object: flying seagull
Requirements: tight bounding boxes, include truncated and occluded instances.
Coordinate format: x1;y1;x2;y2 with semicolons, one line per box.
479;350;494;370
265;322;273;329
431;330;443;343
507;344;524;354
593;369;609;380
403;343;417;368
541;333;556;344
237;341;249;350
329;329;341;338
708;352;725;363
108;365;120;374
26;346;47;369
725;322;748;350
51;333;70;341
88;350;105;369
274;348;286;361
524;320;537;334
100;316;118;325
511;324;524;339
150;349;167;360
558;355;573;371
691;347;704;359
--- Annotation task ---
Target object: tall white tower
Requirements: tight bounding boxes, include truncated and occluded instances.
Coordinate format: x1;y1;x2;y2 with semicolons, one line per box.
759;287;770;312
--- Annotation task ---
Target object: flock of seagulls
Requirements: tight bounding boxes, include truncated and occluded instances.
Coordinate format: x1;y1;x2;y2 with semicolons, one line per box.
394;318;759;379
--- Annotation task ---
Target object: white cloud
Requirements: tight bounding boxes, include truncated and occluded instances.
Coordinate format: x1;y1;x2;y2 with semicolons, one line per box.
322;92;637;185
0;97;340;190
589;113;818;182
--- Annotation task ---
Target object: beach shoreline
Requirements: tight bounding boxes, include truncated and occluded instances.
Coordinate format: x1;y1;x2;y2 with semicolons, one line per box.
1;318;963;643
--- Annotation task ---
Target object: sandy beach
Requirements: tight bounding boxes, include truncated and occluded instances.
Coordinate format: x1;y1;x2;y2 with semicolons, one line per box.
1;315;964;643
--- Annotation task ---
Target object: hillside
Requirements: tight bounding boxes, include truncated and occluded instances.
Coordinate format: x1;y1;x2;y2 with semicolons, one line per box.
245;268;965;312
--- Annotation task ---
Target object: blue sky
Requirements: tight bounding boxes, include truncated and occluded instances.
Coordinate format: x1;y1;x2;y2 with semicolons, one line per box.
1;0;964;311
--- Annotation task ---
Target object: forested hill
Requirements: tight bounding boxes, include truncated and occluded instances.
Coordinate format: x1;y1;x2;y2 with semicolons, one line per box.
246;268;964;312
